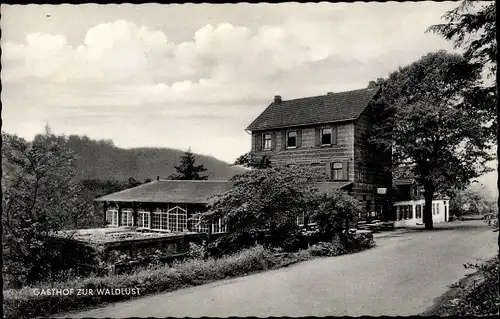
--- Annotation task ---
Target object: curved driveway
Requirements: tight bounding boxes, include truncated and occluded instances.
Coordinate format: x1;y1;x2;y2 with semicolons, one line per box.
69;221;497;317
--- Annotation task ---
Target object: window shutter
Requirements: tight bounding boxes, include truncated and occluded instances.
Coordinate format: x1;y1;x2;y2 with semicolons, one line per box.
325;161;332;180
271;132;276;150
297;130;302;148
342;159;349;181
315;128;321;146
281;131;287;150
332;126;338;145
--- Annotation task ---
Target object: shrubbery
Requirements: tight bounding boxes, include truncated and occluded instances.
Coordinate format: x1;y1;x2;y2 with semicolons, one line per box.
307;241;346;257
452;256;499;316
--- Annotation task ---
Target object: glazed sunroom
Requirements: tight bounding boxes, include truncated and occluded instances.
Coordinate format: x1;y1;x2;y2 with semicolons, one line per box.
95;179;231;234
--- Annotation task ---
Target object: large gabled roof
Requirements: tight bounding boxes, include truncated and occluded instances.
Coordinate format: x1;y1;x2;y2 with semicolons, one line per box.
246;87;380;131
95;180;353;204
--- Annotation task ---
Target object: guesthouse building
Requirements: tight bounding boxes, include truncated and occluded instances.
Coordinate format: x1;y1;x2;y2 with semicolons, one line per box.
246;87;393;220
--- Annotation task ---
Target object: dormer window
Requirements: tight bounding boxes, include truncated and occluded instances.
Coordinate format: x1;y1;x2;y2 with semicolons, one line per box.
263;133;272;150
287;131;297;148
321;128;332;145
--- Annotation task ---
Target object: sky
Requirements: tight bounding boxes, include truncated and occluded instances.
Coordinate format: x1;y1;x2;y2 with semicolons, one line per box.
0;2;470;166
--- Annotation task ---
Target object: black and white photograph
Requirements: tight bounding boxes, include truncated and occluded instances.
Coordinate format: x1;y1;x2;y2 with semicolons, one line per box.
1;1;498;317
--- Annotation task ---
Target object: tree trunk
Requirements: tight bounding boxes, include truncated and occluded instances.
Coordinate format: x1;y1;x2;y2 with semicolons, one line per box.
423;184;434;230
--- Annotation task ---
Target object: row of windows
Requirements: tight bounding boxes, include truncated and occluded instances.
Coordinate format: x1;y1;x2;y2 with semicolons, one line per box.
105;207;227;234
396;205;414;221
260;127;337;151
396;202;446;220
108;209;313;231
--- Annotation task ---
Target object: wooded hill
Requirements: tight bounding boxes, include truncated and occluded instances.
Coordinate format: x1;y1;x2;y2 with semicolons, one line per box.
65;135;247;182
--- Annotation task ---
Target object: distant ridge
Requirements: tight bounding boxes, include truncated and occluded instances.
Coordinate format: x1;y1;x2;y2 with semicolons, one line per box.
64;135;247;181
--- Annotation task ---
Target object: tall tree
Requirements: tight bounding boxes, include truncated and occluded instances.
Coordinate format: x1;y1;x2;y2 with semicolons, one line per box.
369;51;495;229
168;148;208;180
427;0;498;238
2;128;96;287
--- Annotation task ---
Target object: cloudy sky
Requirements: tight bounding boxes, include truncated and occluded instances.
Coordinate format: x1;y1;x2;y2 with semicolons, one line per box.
1;2;460;164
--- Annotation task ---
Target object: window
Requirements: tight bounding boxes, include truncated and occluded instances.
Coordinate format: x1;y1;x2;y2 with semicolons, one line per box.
212;218;227;234
436;204;440;215
191;214;210;233
321;128;332;145
106;209;119;226
297;212;305;226
332;162;343;180
151;209;165;230
167;206;188;232
263;133;272;150
287;131;297;148
416;205;422;218
432;203;436;215
408;205;413;219
137;211;150;229
121;209;134;226
151;206;188;232
357;163;362;181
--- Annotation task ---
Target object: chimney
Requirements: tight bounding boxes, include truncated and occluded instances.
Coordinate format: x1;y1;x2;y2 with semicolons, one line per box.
274;95;282;104
157;175;160;181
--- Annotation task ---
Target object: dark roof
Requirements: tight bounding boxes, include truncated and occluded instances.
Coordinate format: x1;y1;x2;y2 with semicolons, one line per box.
95;180;233;204
247;87;380;131
95;180;352;204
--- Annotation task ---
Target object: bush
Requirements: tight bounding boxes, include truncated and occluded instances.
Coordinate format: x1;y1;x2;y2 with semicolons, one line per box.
187;242;207;260
307;241;346;257
343;231;376;252
452;256;499;316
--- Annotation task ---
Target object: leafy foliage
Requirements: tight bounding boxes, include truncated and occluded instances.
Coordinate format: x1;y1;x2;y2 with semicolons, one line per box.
311;190;362;241
2;128;98;288
233;152;272;169
203;166;322;253
168;148;208;180
369;51;495;229
427;0;496;77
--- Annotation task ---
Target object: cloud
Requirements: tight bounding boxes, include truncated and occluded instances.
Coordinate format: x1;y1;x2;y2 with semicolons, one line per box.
1;3;459;163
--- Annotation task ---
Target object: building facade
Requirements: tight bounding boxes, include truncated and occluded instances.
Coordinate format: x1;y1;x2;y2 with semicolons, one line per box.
392;179;450;227
246;87;393;220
